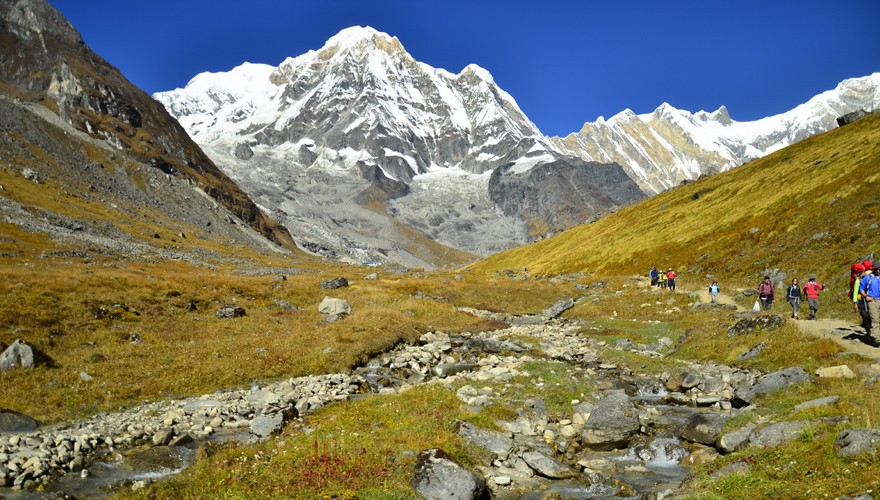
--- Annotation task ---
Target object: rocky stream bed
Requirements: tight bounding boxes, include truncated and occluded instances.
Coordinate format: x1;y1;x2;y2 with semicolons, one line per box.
2;301;879;499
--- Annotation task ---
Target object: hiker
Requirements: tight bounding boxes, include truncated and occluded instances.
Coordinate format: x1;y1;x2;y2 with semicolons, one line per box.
650;266;658;287
786;278;802;319
853;262;871;336
659;269;667;289
666;269;677;291
708;281;720;303
757;276;774;311
860;261;880;339
802;275;825;320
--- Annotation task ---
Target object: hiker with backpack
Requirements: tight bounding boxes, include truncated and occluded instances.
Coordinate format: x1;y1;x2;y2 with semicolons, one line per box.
708;281;720;303
802;275;825;320
659;270;667;289
666;269;677;291
853;262;872;336
787;278;802;319
650;266;658;287
758;276;774;311
859;261;880;340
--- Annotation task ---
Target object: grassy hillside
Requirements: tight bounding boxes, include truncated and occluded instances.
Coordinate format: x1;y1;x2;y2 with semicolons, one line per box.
470;113;880;315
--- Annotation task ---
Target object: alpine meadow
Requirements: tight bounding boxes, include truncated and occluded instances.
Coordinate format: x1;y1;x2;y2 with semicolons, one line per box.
2;1;880;499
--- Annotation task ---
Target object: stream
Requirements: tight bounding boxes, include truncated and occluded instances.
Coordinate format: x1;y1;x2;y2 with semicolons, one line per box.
1;314;749;499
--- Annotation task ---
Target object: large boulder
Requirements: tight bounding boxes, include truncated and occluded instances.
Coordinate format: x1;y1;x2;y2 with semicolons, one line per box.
318;297;350;316
0;409;40;433
580;391;640;450
678;413;730;446
0;339;34;371
733;366;811;407
412;448;489;500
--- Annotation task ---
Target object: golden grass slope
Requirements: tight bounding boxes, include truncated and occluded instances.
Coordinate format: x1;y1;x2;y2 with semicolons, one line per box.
470;113;880;313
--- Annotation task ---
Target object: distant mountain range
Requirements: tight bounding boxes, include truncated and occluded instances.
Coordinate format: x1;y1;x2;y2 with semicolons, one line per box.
554;75;880;193
156;26;879;268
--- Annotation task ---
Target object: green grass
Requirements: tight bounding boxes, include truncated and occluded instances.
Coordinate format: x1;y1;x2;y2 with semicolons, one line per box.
469;113;880;319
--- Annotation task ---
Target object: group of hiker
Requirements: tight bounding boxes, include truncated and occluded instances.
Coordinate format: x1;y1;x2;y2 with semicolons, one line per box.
851;259;880;339
649;266;677;291
757;275;826;320
645;259;879;341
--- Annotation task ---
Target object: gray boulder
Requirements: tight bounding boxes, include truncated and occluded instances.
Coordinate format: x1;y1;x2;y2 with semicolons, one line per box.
412;448;489;500
318;297;350;316
733;366;811;407
249;412;285;440
541;299;575;320
216;305;246;318
717;423;757;454
728;315;786;336
835;429;880;458
457;422;512;459
580;391;640;450
0;409;40;433
0;339;35;371
320;277;349;290
749;421;811;448
678;413;729;446
521;451;576;479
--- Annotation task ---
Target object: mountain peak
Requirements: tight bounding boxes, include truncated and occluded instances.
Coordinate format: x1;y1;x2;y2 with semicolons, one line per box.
0;0;82;47
322;25;403;55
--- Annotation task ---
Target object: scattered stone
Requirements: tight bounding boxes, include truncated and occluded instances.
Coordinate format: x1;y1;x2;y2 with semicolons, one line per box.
151;428;175;447
733;366;811;407
737;342;765;361
457;422;512;459
835;429;880;458
79;371;93;382
748;420;811;448
793;396;840;413
815;365;855;379
216;305;246;318
320;277;349;289
521;451;576;479
541;299;575;320
364;272;379;280
412;448;488;500
717;423;757;454
727;315;786;336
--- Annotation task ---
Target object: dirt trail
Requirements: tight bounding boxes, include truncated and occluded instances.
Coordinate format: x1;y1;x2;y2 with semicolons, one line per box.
685;286;880;361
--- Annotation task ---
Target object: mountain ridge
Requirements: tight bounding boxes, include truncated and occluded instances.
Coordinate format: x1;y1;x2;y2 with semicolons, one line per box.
156;25;644;268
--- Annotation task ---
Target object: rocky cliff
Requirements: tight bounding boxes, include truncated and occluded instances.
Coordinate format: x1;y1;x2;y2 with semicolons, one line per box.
0;0;295;250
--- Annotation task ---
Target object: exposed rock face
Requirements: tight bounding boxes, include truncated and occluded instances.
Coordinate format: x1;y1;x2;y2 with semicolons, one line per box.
0;0;294;251
553;74;880;193
155;26;644;268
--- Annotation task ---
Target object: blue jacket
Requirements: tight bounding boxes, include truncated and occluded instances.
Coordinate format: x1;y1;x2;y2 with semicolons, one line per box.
861;274;880;299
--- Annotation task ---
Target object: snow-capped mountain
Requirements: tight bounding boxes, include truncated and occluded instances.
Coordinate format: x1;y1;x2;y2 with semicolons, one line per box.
155;26;643;268
553;73;880;193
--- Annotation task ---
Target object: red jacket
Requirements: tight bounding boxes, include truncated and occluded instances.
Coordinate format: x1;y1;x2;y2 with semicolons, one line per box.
667;271;677;279
803;281;824;299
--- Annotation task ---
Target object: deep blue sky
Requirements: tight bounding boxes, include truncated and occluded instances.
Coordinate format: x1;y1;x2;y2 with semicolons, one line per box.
50;1;879;137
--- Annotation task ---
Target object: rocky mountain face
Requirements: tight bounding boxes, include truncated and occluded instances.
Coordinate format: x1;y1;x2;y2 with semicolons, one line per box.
0;0;295;253
553;73;880;193
155;27;645;268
